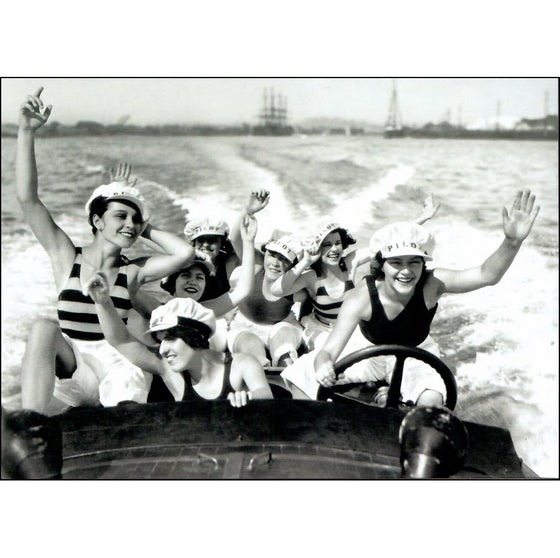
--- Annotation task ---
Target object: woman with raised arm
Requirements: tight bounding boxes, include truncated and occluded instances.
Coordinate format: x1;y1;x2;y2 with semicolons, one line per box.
182;216;240;301
269;197;439;353
161;214;257;319
86;276;273;406
17;88;194;414
282;190;539;406
225;190;307;368
130;214;259;403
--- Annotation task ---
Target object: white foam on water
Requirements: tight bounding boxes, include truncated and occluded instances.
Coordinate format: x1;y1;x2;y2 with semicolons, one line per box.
2;241;57;392
428;219;558;477
328;164;416;236
167;139;318;245
1;214;91;398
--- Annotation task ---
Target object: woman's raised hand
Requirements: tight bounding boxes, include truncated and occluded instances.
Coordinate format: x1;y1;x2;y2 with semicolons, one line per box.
420;193;440;221
19;87;52;130
109;163;137;187
240;214;258;242
301;239;322;267
84;272;111;303
246;189;270;216
502;189;540;242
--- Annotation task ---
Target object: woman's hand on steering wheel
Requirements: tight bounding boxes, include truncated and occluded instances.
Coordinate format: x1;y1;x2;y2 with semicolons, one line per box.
315;358;337;387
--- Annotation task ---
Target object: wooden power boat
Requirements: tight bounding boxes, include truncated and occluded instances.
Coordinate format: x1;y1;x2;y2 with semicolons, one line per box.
1;345;537;479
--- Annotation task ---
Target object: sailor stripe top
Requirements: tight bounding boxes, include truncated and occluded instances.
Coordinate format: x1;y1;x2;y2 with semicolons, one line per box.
310;277;355;325
57;248;133;341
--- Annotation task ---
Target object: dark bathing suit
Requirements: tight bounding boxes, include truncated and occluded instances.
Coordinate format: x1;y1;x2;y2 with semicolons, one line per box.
182;352;235;401
237;269;294;325
200;251;233;301
359;271;437;347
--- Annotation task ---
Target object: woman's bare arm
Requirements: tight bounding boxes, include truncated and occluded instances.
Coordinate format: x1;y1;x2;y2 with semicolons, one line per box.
85;272;165;375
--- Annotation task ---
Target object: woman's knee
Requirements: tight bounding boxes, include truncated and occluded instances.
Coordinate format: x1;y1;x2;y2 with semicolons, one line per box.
228;330;263;353
26;317;75;372
269;322;302;347
416;389;444;407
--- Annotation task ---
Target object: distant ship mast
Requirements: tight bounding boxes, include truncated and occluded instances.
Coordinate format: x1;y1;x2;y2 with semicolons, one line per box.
384;80;405;138
254;88;293;136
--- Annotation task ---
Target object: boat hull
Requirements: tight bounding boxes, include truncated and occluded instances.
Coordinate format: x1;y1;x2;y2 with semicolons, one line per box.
52;400;527;479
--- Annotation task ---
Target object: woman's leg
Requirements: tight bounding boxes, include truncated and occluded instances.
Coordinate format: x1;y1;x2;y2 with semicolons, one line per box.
268;322;303;366
21;318;76;413
228;330;269;366
416;389;445;407
283;379;311;400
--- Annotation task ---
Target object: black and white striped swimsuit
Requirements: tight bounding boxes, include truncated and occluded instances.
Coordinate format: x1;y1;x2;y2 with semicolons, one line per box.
57;248;133;341
310;277;354;325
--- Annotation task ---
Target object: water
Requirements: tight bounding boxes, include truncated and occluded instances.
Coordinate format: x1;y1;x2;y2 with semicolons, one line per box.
1;134;558;477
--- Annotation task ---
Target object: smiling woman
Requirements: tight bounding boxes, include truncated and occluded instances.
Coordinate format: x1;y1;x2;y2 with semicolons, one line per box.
174;264;210;299
269;217;362;352
84;281;273;407
183;216;240;301
285;196;541;407
383;255;426;298
15;87;195;415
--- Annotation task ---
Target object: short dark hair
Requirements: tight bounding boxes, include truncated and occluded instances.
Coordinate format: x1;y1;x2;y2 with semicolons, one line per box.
152;324;210;350
87;196;142;235
336;228;356;250
160;261;211;296
370;251;386;280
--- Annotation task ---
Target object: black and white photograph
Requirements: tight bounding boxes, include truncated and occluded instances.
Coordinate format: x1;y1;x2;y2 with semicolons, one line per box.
2;77;557;481
1;2;559;555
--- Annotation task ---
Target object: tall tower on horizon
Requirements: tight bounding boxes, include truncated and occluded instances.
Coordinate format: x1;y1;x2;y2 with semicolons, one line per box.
384;80;405;138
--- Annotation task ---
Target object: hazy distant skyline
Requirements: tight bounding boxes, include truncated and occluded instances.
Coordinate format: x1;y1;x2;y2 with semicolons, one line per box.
1;77;557;128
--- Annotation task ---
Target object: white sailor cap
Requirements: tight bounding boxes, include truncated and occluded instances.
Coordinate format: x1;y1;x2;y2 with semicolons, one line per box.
369;221;435;261
85;182;150;222
184;217;230;241
146;298;216;337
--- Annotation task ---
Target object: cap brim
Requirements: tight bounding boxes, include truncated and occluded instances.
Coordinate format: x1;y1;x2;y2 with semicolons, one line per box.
262;244;297;264
191;232;226;240
316;226;355;246
381;248;433;261
144;320;177;335
108;195;147;221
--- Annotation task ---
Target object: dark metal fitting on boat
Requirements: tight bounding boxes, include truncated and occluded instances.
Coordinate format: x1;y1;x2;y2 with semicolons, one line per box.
1;408;63;479
398;406;468;479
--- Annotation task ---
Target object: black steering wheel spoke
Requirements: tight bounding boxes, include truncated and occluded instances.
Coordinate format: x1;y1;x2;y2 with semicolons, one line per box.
386;355;406;408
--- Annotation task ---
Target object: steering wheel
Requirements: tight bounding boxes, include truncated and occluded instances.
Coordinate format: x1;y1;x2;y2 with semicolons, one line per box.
316;344;457;410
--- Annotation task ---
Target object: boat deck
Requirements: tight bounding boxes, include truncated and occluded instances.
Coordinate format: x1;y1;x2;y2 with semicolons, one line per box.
53;400;526;479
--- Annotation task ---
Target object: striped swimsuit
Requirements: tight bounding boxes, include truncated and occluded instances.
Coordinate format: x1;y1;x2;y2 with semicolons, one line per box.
310;277;355;325
57;248;132;341
54;247;151;409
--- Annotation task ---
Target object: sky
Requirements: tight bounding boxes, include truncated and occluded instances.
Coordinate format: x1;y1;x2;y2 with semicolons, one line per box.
2;78;557;128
